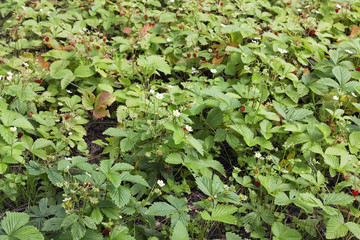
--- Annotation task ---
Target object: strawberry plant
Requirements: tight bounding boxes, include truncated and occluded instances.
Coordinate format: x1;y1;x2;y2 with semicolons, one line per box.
1;0;360;239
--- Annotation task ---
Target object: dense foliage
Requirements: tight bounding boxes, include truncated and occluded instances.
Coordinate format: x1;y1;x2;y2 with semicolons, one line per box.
1;0;360;239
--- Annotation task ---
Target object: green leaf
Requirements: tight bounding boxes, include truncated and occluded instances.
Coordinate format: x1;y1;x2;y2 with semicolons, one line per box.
82;216;96;230
159;12;176;23
74;65;95;78
50;60;69;78
90;208;103;225
171;222;189;240
119;172;149;187
1;212;29;235
209;205;237;225
272;222;301;240
103;128;127;137
185;136;204;156
326;218;348;239
33;138;53;149
298;193;323;208
12;226;44;240
145;55;171;75
206;108;223;129
12;118;34;130
42;218;63;232
165;153;183;164
275;192;292;206
108;185;131;208
345;222;360;236
46;167;64;186
146;202;177;216
82;230;103;240
323;192;354;206
226;232;243;240
333;66;351;85
349;132;360;147
120;138;137;152
71;221;86;240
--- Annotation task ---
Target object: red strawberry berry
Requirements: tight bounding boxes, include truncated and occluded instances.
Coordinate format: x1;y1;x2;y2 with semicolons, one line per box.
136;10;139;14
45;37;49;42
216;54;220;59
18;16;21;20
120;13;125;16
36;79;41;84
164;167;169;172
187;53;191;58
179;25;183;29
254;181;261;187
104;229;111;236
310;30;316;35
296;40;300;46
193;53;197;57
286;2;290;5
26;2;30;6
96;46;100;50
274;32;278;36
152;23;155;27
337;140;342;144
258;29;262;34
103;38;106;42
292;71;295;74
65;115;69;120
33;3;37;7
79;5;82;8
352;190;359;196
335;9;339;13
240;106;245;111
144;14;148;18
162;34;166;38
220;2;223;6
28;112;33;117
331;126;335;131
225;52;230;57
356;67;360;71
18;133;23;138
253;169;259;174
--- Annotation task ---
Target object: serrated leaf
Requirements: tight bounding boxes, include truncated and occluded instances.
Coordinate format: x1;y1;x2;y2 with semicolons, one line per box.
33;138;53;149
185;136;204;156
82;216;96;230
119;172;149;187
90;208;103;225
12;118;34;130
165;153;183;164
71;221;86;240
12;225;44;240
171;222;189;240
209;205;237;225
333;66;351;86
326;218;348;239
345;222;360;236
74;65;94;78
323;192;354;206
50;60;69;78
42;218;63;232
226;232;243;240
46;167;64;186
206;108;223;129
272;222;301;240
108;185;131;208
103;128;127;137
1;212;29;235
146;202;177;216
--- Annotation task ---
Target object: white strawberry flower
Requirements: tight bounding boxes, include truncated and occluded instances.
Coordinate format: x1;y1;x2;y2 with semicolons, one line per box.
336;4;341;9
156;93;164;99
333;95;339;100
210;69;217;74
149;89;155;94
10;127;17;132
185;125;193;132
255;152;262;158
173;110;180;117
166;38;172;42
157;180;165;187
